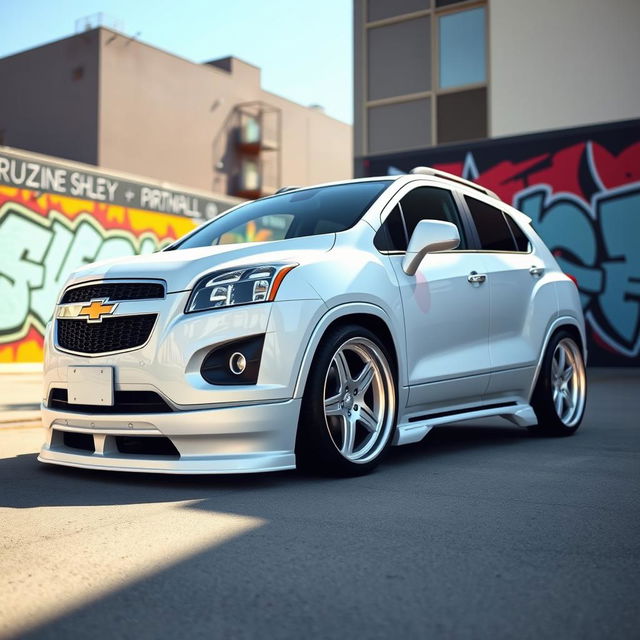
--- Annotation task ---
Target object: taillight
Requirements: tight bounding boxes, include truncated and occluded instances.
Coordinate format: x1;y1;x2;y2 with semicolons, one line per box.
565;273;578;287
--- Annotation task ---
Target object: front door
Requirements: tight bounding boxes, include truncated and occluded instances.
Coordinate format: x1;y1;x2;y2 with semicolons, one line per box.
378;185;492;411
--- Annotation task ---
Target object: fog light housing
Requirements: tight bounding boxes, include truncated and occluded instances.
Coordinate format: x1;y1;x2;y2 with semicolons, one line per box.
229;352;247;375
201;335;265;385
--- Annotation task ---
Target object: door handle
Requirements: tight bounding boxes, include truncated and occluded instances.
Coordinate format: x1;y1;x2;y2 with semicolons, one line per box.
529;265;545;277
468;271;487;284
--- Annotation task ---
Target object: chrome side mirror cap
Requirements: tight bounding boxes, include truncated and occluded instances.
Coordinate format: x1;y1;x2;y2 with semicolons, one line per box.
402;220;460;275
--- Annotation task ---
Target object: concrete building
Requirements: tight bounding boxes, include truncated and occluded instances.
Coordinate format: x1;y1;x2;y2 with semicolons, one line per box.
0;27;352;199
354;0;640;367
354;0;640;165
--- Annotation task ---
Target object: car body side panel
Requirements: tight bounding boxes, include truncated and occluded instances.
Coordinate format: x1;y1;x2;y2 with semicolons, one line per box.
391;252;492;407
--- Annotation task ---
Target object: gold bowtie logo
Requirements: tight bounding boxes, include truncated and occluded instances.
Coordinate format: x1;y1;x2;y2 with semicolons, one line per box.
78;299;117;322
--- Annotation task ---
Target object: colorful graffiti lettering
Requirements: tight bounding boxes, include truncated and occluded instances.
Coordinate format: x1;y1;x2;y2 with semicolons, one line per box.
0;186;196;362
366;120;640;365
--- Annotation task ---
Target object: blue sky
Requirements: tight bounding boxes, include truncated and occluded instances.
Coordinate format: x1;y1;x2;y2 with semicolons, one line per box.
0;0;353;123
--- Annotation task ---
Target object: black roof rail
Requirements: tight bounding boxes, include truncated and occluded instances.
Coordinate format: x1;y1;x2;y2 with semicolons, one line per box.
275;186;301;194
409;166;500;201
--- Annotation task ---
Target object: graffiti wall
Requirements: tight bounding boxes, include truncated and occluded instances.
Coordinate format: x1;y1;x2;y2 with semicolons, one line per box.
0;148;236;363
364;119;640;366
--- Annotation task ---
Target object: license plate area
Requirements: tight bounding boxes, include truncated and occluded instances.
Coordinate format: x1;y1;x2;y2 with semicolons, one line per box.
68;366;114;406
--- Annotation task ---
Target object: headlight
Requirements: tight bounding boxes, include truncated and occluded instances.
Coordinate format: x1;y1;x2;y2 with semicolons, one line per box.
186;264;297;313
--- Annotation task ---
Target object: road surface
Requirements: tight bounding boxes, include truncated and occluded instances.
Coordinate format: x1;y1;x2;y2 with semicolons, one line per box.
1;370;639;639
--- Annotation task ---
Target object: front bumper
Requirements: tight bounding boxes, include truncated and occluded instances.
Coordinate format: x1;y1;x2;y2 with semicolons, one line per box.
40;292;327;473
38;398;301;474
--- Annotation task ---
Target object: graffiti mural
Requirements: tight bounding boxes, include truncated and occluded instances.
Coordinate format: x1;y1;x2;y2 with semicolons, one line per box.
364;119;640;366
0;187;198;362
0;148;241;363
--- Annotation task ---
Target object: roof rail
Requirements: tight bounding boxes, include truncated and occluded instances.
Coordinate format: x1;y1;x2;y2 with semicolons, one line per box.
275;186;300;194
410;166;500;201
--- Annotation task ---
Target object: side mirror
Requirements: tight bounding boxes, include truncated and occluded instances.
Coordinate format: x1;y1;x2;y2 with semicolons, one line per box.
402;220;460;275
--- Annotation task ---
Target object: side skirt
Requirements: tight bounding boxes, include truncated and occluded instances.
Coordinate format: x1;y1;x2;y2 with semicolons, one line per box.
393;403;538;446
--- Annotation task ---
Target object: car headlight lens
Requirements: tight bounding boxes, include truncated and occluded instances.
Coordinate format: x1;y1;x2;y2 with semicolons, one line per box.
186;264;297;313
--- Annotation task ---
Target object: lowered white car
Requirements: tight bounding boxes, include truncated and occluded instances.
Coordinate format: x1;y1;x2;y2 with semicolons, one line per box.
39;167;587;475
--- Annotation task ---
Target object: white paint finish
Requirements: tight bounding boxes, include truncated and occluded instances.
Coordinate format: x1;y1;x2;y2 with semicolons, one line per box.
490;0;640;137
402;219;460;275
391;250;492;403
40;173;587;473
394;401;538;446
481;251;557;371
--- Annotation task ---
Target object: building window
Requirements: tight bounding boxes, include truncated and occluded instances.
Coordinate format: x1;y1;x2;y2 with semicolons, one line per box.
367;17;431;101
368;98;432;154
438;7;486;89
240;158;260;192
361;0;488;152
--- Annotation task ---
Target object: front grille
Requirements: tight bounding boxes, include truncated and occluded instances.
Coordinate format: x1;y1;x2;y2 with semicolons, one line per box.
48;388;173;414
57;314;157;354
61;282;165;304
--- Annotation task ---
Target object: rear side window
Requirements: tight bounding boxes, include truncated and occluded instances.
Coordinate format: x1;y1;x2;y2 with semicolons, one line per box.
504;213;531;252
465;196;516;252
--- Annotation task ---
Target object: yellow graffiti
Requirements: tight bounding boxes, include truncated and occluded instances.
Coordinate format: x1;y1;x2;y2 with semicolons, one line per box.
0;189;197;363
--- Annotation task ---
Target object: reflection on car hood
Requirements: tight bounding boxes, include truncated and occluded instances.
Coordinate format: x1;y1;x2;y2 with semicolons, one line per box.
64;234;336;293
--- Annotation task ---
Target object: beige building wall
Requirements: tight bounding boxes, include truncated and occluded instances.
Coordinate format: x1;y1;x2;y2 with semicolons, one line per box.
489;0;640;138
0;31;100;165
0;28;351;196
97;29;351;193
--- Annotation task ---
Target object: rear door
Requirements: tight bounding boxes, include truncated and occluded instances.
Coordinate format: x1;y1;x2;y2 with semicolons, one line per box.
376;184;492;410
462;195;555;396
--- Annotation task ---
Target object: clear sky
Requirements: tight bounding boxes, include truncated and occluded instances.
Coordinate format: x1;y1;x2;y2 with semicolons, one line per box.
0;0;353;124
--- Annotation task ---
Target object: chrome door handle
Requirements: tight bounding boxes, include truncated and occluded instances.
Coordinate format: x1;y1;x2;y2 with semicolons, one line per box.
468;271;487;284
529;265;545;277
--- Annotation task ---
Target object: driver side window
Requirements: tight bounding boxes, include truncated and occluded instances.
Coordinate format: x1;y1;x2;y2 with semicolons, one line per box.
374;186;467;252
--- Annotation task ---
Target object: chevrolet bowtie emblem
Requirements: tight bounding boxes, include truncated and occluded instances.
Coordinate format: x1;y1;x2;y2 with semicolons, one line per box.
78;299;117;322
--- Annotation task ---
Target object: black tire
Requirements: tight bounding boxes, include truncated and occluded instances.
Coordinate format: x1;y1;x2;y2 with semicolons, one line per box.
530;330;587;436
295;324;397;476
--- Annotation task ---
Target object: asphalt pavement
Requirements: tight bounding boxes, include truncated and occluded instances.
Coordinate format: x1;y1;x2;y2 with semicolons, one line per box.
1;370;639;639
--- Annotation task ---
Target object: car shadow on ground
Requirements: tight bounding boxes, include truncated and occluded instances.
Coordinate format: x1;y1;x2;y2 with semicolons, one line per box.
1;422;532;510
4;405;640;640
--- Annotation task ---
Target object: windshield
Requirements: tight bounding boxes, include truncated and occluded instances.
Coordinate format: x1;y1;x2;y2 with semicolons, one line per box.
169;180;391;250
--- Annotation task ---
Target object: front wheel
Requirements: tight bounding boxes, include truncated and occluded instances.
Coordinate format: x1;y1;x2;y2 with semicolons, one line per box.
530;331;587;436
296;325;397;476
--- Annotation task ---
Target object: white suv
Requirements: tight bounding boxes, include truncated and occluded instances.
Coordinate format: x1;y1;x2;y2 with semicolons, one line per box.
39;167;587;476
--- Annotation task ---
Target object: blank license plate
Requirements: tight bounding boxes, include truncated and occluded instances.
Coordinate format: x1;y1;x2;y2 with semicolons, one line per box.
68;366;114;406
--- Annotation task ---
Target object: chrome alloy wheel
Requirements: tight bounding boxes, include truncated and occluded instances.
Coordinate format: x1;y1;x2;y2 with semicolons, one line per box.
323;337;395;464
551;338;586;427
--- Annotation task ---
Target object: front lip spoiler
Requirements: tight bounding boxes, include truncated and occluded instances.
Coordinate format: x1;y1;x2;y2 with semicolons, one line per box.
39;397;301;475
37;450;296;475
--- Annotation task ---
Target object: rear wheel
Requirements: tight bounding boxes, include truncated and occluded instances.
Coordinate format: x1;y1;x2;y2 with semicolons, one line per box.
296;325;397;476
531;331;587;436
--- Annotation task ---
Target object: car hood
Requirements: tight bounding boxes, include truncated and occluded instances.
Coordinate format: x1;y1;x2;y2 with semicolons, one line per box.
64;234;336;293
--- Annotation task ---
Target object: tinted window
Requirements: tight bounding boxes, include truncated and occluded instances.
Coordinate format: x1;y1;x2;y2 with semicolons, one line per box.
171;181;391;250
374;205;407;252
465;196;516;252
504;213;531;252
375;187;466;252
401;187;467;249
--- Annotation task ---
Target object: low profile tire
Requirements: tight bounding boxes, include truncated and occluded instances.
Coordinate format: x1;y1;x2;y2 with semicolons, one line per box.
296;324;397;476
530;331;587;436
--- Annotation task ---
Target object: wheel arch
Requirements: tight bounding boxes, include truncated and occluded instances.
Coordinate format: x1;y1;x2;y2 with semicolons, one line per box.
528;315;587;400
292;303;404;399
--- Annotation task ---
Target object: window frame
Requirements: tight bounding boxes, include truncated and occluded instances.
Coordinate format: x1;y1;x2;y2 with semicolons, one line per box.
374;183;475;255
457;193;534;255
